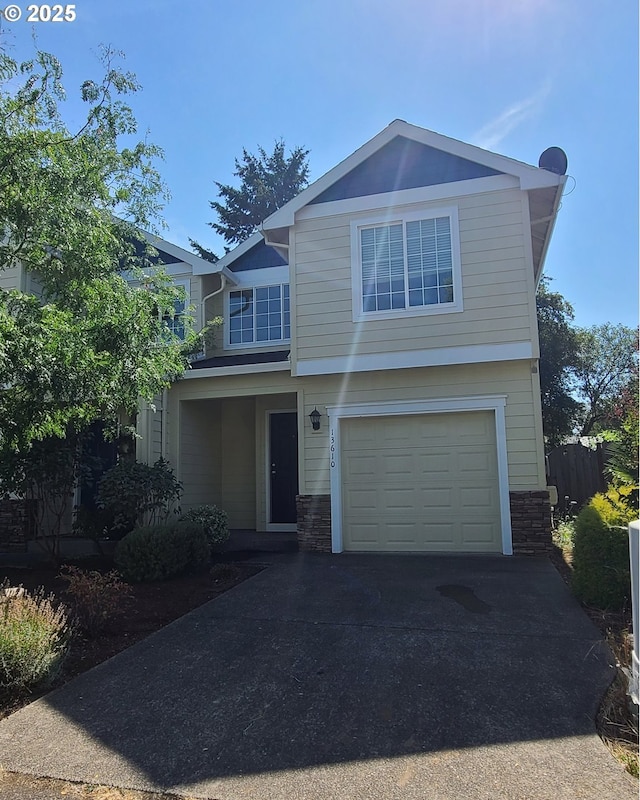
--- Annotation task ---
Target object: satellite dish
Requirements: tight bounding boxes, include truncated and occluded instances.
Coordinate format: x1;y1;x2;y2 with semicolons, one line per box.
538;147;568;175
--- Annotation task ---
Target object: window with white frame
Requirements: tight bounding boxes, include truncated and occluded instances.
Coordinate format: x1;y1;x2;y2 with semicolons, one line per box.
228;283;290;345
352;207;462;320
164;278;190;340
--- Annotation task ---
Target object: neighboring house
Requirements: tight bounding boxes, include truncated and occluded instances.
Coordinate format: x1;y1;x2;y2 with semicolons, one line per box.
0;237;214;546
136;120;567;556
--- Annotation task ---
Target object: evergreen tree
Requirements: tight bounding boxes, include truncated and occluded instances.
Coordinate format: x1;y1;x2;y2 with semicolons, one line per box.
191;140;310;260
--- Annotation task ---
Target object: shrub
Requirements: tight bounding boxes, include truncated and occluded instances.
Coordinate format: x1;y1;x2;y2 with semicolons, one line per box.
0;584;73;692
97;458;183;536
571;505;631;611
179;504;229;549
60;566;133;637
553;518;576;549
114;521;210;583
589;488;637;527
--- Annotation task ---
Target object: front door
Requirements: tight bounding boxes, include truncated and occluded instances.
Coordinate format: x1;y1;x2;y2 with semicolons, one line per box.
269;412;298;525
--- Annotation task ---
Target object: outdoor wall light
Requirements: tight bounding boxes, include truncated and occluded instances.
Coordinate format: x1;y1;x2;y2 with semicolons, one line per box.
309;407;321;431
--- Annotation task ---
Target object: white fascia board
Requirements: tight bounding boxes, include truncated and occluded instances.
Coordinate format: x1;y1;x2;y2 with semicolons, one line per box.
519;170;566;191
228;265;289;288
262;119;563;231
534;178;567;283
295;342;534;377
297;176;518;222
139;229;226;275
182;361;290;380
326;394;507;418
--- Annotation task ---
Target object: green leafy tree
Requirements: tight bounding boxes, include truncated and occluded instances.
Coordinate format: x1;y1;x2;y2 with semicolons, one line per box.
191;140;310;260
536;277;582;448
573;323;639;436
0;47;201;549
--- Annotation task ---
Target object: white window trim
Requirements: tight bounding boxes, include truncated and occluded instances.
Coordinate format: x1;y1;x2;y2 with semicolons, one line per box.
350;205;463;323
327;396;512;556
165;278;191;338
226;282;291;350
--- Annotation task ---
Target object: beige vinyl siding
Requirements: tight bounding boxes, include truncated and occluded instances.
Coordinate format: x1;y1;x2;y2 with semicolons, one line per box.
136;395;165;465
178;400;222;513
300;360;543;496
0;262;23;291
202;289;224;357
293;189;533;364
219;397;256;528
173;395;257;528
169;359;545;526
188;273;202;329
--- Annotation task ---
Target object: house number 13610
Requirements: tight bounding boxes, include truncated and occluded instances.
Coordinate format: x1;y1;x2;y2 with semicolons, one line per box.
330;430;335;468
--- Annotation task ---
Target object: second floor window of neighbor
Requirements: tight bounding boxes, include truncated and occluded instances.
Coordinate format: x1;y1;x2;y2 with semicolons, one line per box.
229;284;291;345
359;213;457;314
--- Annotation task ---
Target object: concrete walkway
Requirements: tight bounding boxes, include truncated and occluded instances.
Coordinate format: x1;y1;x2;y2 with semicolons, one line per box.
0;554;635;799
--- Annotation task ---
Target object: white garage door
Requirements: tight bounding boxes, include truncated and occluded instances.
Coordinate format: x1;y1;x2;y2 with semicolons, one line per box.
341;411;501;552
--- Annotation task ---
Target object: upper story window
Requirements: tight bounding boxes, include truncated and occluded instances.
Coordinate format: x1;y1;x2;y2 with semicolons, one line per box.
351;206;462;321
228;283;290;346
164;278;190;340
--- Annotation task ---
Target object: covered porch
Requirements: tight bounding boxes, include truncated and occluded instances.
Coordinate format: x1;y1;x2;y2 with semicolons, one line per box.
176;391;300;536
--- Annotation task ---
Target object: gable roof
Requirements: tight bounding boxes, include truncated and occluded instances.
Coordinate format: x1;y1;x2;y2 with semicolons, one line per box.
308;135;504;204
140;230;238;283
261;119;565;231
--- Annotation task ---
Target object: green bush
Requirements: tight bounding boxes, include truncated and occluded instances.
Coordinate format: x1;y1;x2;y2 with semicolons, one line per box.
0;584;73;692
179;504;229;549
571;505;631;611
97;458;183;536
589;488;637;527
114;521;210;583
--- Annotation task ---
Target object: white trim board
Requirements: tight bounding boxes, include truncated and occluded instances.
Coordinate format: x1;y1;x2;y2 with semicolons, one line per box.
183;361;290;380
296;176;517;222
327;395;513;556
294;342;534;377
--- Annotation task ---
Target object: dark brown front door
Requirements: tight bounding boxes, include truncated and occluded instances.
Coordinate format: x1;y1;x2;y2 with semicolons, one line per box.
269;412;298;524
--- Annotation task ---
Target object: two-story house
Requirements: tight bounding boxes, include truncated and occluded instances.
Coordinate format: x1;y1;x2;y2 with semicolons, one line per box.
139;119;566;556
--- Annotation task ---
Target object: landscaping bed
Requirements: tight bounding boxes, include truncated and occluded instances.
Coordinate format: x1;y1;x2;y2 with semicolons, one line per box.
0;559;262;721
550;538;638;778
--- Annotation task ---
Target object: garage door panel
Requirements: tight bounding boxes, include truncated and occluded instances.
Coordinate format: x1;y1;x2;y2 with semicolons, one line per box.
459;486;495;510
386;522;421;544
419;487;453;509
461;522;498;544
344;488;379;512
347;523;378;545
418;453;453;476
342;411;501;553
343;454;377;480
381;487;416;511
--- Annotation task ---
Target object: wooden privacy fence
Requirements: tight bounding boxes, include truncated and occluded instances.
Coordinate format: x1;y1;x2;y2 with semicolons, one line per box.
546;442;607;512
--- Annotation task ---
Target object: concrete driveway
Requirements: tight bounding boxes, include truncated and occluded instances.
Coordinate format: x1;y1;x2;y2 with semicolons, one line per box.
0;554;635;799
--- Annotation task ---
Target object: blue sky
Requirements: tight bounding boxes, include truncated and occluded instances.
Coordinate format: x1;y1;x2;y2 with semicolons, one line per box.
1;0;637;327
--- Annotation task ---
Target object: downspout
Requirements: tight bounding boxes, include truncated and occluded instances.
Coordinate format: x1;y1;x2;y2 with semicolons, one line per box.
201;273;228;307
261;230;290;260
